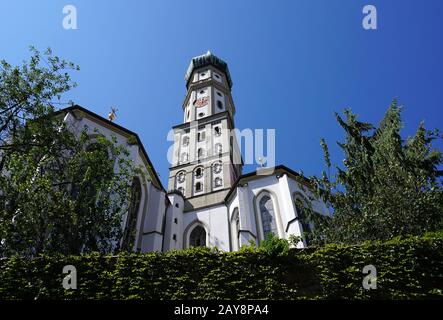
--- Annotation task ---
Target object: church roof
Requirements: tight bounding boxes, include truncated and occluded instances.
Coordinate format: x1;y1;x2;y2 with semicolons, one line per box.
224;165;314;203
185;51;233;88
54;105;164;192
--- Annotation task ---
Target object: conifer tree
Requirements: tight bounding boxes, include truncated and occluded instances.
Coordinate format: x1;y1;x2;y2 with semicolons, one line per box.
314;101;443;244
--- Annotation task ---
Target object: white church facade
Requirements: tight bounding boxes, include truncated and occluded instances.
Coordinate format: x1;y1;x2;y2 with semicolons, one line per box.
59;52;329;253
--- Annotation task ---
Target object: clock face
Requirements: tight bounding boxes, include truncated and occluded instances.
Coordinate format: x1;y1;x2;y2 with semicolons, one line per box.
194;96;208;108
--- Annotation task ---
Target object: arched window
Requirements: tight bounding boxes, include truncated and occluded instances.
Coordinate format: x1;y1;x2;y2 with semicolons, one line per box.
231;208;240;251
259;195;278;239
195;182;203;192
189;225;206;247
121;178;142;251
195;167;204;179
214;126;221;136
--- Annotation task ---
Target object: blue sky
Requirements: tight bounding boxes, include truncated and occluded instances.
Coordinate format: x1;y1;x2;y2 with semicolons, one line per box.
1;0;442;187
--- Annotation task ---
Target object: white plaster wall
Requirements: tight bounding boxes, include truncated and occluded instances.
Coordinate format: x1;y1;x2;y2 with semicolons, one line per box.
182;204;230;251
225;173;326;250
164;193;185;251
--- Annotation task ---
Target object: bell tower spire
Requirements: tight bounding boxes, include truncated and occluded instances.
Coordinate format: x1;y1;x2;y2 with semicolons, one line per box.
168;52;242;211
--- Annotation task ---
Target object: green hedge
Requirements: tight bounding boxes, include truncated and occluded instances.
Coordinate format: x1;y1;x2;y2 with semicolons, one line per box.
1;233;442;299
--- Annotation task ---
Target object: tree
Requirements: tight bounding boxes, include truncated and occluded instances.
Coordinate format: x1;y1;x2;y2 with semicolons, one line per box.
0;47;136;256
313;100;443;244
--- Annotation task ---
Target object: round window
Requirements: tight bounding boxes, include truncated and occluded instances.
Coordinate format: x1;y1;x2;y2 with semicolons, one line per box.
213;163;222;174
177;172;185;183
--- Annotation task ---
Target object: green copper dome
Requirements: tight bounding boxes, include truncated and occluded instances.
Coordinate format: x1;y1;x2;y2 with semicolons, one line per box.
185;51;233;88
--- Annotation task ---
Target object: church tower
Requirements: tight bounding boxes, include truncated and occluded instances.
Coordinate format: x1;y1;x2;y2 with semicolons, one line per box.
168;51;242;211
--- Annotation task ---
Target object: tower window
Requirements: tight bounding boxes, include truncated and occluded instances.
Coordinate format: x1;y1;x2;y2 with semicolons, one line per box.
198;131;206;142
213;162;222;174
197;148;205;159
200;89;205;94
177;171;186;183
214;73;222;82
180;153;188;163
195;167;203;178
215;143;222;155
216;91;223;97
174;218;178;224
217;100;223;109
214;177;223;188
195;182;203;192
214;126;221;136
182;136;189;146
198;112;205;118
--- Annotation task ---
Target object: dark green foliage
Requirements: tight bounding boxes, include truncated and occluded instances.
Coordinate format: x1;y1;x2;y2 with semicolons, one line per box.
258;233;289;256
314;101;443;244
0;233;442;300
0;48;135;256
